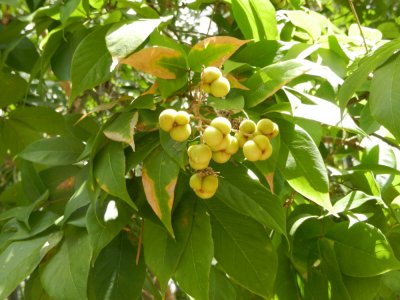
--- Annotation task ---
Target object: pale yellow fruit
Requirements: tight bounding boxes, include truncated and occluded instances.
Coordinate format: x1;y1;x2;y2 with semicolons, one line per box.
235;132;248;147
202;174;219;193
256;119;275;135
212;151;231;163
189;173;219;199
188;144;212;164
203;126;224;148
253;135;272;160
189;160;209;170
210;117;231;135
203;67;222;84
159;109;177;132
243;140;262;161
189;173;203;190
226;135;239;154
203;83;211;94
175;111;190;125
210;135;230;151
239;119;256;134
210;76;230;98
170;124;191;142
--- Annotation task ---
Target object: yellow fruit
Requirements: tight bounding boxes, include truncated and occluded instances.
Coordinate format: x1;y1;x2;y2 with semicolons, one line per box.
159;109;177;132
253;135;273;160
210;117;231;135
235;132;248;147
189;173;218;199
189;160;209;170
256;119;276;136
203;66;222;84
188;144;212;165
210;76;230;98
203;126;224;148
210;135;230;151
226;135;239;154
239;119;256;134
243;140;262;161
175;111;190;125
170;124;191;142
212;151;231;163
203;83;211;94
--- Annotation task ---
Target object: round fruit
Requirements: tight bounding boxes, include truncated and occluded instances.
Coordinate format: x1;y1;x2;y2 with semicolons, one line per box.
235;132;248;147
212;151;231;163
159;109;177;132
203;66;222;84
175;111;190;125
239;119;256;134
169;124;191;142
190;173;219;199
210;76;230;98
210;135;230;151
202;83;211;94
256;119;277;136
243;140;262;161
210;117;231;135
226;135;239;154
203;126;224;148
253;135;273;160
188;144;212;164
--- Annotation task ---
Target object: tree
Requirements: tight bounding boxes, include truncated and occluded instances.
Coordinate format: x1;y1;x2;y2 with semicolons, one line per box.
1;0;400;299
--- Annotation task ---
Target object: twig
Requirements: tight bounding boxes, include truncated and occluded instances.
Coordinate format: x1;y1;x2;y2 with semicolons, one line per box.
348;0;368;54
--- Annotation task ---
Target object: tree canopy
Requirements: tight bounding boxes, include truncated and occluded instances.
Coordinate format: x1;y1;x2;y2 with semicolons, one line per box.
1;0;400;299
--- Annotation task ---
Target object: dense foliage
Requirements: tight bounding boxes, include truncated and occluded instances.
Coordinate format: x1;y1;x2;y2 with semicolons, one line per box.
1;0;400;299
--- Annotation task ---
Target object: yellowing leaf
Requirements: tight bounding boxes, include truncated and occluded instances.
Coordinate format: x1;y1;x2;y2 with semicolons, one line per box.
188;36;249;71
226;74;250;90
141;146;180;236
122;47;186;79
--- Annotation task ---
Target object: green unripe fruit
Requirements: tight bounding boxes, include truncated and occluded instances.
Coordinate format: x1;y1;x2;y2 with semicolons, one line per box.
189;173;218;199
175;111;190;125
210;76;230;98
239;119;257;134
159;109;177;132
203;66;222;84
203;126;224;148
170;124;191;142
210;117;231;135
243;140;262;161
212;151;231;164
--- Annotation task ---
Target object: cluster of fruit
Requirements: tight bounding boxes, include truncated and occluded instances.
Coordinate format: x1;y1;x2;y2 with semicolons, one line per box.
157;66;279;199
201;66;230;98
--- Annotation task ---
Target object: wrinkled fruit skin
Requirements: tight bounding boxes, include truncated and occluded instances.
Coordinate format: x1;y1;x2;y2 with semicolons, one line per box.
203;66;222;84
188;144;212;170
159;109;191;142
243;135;272;161
189;173;219;199
201;66;230;97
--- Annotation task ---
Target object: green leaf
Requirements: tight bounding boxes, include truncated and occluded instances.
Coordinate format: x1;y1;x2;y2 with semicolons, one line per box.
141;146;180;235
103;111;138;150
249;0;277;39
9;106;67;136
10;211;59;241
64;180;96;222
106;18;169;59
188;36;249;71
325;222;400;277
0;232;62;299
19;137;84;166
278;121;332;211
24;269;52;300
0;69;28;108
213;162;287;238
70;26;113;101
231;0;260;40
60;0;81;23
87;232;145;300
370;54;400;141
125;132;160;170
40;226;92;300
207;200;278;298
332;191;382;215
94;142;135;209
160;130;188;169
285;10;322;40
6;37;39;73
207;92;244;110
209;267;237;300
174;200;213;300
157;72;188;98
342;275;381;300
143;195;194;292
338;39;400;112
86;199;134;262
